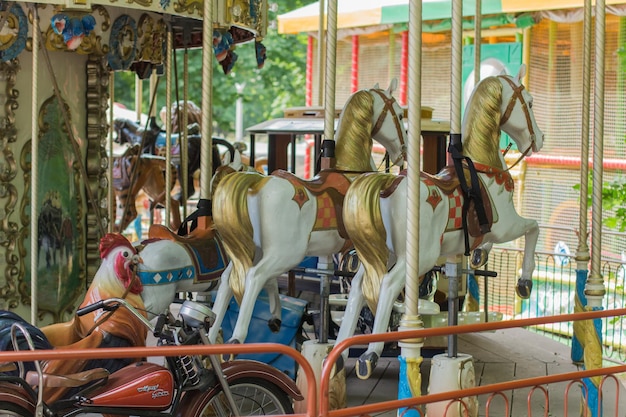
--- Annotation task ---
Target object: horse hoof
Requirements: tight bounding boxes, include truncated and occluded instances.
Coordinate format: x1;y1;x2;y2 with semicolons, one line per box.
356;352;378;380
324;354;344;379
470;248;488;269
222;339;240;361
516;279;533;299
268;318;282;333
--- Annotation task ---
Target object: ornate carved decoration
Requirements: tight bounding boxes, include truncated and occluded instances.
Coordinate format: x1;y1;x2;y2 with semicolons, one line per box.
0;59;20;310
43;5;110;56
85;55;110;280
137;14;167;64
173;0;203;17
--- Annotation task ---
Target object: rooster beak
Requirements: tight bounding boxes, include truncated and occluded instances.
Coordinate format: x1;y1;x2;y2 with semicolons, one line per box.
132;254;143;265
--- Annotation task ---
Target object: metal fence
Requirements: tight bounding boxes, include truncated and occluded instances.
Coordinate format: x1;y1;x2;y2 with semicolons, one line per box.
479;234;626;364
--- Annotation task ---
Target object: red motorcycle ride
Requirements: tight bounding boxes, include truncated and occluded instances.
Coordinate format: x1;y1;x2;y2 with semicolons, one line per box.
0;298;302;417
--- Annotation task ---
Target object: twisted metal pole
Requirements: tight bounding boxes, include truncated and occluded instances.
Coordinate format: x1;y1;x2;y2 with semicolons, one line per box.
182;49;189;217
108;74;115;232
447;0;463;359
582;0;606;415
398;0;424;412
323;0;337;142
165;26;173;224
30;6;39;324
572;0;592;364
200;0;214;200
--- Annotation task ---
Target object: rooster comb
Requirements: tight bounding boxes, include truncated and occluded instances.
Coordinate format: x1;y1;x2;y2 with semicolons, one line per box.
99;233;135;259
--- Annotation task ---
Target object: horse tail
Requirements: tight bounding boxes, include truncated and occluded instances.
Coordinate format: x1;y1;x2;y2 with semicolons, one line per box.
343;172;398;314
212;171;271;303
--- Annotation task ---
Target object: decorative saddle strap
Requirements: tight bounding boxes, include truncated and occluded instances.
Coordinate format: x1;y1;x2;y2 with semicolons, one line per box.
448;134;491;256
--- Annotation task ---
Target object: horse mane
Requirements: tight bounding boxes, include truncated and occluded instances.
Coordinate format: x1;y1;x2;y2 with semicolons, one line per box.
463;76;504;168
334;90;375;172
99;233;135;259
343;172;398;314
171;100;202;133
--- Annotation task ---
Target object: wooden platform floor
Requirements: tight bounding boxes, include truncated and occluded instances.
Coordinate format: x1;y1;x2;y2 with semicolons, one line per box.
342;328;626;417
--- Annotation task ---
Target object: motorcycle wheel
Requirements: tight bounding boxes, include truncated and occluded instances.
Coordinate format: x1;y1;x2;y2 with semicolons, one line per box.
197;378;293;416
0;402;32;417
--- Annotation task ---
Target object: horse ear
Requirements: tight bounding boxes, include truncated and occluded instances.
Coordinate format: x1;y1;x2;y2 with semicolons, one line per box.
373;82;380;89
387;78;398;94
516;64;527;82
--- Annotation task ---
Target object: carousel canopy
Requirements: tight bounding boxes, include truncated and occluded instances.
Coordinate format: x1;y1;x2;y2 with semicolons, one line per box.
278;0;626;34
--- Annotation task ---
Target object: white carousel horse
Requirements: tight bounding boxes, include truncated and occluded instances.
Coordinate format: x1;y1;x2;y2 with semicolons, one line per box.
340;65;544;379
208;80;408;346
135;149;261;318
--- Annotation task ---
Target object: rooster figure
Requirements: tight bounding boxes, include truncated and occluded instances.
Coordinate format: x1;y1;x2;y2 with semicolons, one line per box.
0;233;147;403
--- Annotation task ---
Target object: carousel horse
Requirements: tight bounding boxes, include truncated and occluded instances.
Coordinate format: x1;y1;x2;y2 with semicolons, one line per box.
207;80;408;347
114;100;235;200
125;151;266;319
112;144;182;232
0;233;146;403
339;65;544;379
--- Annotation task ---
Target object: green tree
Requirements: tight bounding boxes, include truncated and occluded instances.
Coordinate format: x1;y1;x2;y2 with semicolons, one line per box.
113;0;314;137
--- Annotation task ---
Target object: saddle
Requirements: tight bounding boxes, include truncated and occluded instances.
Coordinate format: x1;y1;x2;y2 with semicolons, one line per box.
272;169;358;240
148;224;225;281
382;166;495;239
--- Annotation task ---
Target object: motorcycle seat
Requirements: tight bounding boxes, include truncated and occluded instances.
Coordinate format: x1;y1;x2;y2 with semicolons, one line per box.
25;367;109;388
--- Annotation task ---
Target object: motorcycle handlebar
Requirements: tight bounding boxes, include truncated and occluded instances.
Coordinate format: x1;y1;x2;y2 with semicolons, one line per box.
76;298;157;334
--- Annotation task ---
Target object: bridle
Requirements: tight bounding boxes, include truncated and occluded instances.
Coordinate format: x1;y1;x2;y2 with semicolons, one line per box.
369;88;407;166
498;75;538;170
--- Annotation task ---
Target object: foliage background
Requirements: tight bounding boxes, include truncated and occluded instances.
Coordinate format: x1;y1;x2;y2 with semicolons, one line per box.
113;0;314;137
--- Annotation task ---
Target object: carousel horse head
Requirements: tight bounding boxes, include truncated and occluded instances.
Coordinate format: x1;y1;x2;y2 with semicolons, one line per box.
166;100;202;133
462;64;544;167
334;79;407;171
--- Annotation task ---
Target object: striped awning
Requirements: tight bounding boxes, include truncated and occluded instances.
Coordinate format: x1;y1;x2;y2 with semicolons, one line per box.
278;0;626;34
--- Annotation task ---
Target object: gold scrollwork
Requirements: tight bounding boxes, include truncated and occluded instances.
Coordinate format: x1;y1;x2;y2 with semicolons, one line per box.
137;14;166;64
127;0;153;7
173;0;203;17
0;58;20;310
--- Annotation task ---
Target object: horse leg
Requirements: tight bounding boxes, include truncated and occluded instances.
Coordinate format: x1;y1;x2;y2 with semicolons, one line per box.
208;263;234;345
333;265;366;371
356;259;406;380
264;278;282;333
228;255;301;345
470;241;493;269
515;219;539;299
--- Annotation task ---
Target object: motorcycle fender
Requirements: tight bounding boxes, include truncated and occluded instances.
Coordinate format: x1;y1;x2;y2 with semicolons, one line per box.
177;359;303;416
0;382;36;413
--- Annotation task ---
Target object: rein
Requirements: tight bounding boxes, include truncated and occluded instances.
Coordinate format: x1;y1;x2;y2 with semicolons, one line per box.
497;75;536;171
369;88;407;164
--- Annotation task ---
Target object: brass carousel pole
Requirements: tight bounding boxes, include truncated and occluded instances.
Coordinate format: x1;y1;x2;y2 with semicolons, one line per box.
428;0;478;415
30;5;39;324
397;0;424;415
165;27;173;225
197;0;213;230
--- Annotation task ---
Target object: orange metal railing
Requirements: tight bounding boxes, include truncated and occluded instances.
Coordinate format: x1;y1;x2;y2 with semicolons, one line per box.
0;342;317;417
320;307;626;417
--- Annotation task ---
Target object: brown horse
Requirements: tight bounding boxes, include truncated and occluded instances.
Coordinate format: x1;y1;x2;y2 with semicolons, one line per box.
112;144;182;233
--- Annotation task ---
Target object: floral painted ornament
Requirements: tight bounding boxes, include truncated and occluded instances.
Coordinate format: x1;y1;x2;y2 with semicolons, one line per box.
0;3;27;62
51;13;96;50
